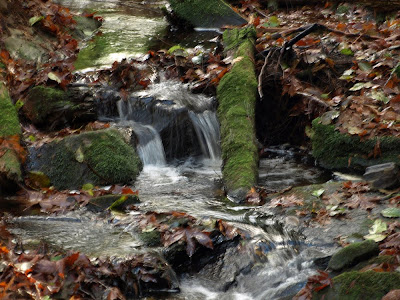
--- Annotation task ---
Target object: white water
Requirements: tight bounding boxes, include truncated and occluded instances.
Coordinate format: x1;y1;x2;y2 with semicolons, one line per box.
189;111;221;160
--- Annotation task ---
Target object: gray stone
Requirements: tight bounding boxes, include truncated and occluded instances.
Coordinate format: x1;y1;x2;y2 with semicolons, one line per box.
328;240;379;271
363;162;399;189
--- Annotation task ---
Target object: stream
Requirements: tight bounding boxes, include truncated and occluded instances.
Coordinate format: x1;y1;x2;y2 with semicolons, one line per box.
8;1;336;299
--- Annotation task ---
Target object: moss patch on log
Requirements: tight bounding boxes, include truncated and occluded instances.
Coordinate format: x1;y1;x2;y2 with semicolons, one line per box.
311;117;400;171
168;0;246;28
217;27;258;201
28;129;142;190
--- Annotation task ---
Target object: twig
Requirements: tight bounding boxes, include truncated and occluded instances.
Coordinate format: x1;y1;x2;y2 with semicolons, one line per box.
258;49;274;100
296;92;330;108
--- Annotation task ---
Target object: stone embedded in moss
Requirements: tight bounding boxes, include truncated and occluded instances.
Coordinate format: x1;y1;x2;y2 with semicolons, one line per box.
24;86;73;127
28;129;142;190
168;0;246;28
139;230;161;247
88;194;140;212
317;271;400;300
0;82;22;192
217;26;258;202
328;240;379;271
311;117;400;171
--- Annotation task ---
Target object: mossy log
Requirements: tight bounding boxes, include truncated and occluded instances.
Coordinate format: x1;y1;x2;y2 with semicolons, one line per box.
217;27;259;202
311;117;400;172
168;0;246;28
0;82;22;193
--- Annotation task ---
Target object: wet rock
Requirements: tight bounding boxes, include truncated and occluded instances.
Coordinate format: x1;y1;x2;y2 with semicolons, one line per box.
27;129;142;190
316;271;400;300
23;86;97;130
195;245;253;291
0;82;22;193
363;162;400;189
167;0;247;28
87;194;140;212
328;240;379;271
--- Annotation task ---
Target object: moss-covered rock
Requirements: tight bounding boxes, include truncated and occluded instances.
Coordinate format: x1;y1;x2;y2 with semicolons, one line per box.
317;271;400;299
311;117;400;171
87;194;140;212
28;129;142;190
24;86;73;128
217;27;258;202
328;240;379;271
0;82;22;192
168;0;246;28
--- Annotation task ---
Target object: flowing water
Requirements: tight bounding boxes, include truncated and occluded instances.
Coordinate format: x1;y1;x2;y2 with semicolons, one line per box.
8;1;335;299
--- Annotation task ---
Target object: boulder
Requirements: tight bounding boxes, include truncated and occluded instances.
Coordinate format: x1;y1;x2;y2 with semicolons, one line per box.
27;129;142;190
328;240;379;271
363;162;400;189
0;82;22;193
23;86;97;130
167;0;247;28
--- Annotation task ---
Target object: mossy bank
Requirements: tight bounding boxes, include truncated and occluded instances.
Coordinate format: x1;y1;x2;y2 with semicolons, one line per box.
0;82;23;192
167;0;246;28
311;117;400;171
315;270;400;299
28;129;142;190
217;27;258;202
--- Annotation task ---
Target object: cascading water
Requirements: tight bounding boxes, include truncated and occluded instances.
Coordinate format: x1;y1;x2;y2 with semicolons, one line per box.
118;79;221;163
189;110;221;160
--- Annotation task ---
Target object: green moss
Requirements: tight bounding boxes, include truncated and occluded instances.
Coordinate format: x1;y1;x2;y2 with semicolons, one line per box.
0;149;22;182
311;117;400;171
0;83;21;136
328;240;379;271
74;33;108;70
24;86;70;125
326;271;400;299
32;129;142;190
217;27;258;198
168;0;246;28
223;27;257;52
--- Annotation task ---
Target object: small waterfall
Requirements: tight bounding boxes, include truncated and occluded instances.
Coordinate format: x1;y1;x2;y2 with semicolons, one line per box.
189;111;221;160
117;80;221;163
117;101;166;166
134;124;167;166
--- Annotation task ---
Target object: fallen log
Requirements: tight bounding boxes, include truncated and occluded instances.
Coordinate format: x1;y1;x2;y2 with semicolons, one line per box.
217;26;259;202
